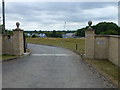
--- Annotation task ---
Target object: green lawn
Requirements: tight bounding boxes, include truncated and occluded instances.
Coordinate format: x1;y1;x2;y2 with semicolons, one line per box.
27;37;118;87
27;38;85;54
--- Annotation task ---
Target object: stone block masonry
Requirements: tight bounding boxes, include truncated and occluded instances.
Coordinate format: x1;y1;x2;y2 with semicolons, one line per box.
85;21;120;66
0;34;2;55
1;22;24;56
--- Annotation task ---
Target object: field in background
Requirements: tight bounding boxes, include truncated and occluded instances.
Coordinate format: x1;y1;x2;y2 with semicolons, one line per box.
27;38;118;87
27;38;85;54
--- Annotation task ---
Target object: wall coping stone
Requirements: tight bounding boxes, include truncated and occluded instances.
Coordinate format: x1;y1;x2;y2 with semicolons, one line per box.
95;35;120;38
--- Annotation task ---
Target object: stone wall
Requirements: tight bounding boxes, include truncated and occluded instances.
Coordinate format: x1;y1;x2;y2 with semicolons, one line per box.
2;35;14;55
95;36;109;59
0;34;2;55
12;30;24;55
108;36;119;66
85;29;120;66
1;22;24;56
85;30;95;59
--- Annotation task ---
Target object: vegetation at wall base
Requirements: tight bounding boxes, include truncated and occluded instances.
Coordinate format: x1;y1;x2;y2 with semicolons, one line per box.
85;59;118;88
1;54;17;61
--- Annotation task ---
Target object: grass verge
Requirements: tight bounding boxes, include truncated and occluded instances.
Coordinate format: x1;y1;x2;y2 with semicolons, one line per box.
1;49;31;61
27;37;119;88
85;59;118;87
0;54;17;61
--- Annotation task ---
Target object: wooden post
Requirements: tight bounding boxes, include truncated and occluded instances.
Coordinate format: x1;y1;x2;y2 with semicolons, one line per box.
76;43;78;50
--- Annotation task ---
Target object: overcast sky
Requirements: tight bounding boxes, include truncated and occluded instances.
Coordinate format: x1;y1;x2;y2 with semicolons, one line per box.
0;1;118;31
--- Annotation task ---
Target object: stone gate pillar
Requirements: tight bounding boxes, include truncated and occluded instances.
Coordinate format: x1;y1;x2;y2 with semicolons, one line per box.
85;21;95;59
13;22;24;55
0;34;2;55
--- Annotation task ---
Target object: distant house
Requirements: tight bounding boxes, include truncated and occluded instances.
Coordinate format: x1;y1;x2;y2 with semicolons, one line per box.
31;33;47;38
62;33;76;38
62;34;67;38
25;33;32;37
38;33;47;37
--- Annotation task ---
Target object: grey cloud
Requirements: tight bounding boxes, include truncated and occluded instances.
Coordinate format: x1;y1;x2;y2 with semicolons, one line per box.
3;2;118;30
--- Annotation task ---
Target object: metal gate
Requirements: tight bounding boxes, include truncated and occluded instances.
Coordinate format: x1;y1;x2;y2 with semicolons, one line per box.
23;32;27;53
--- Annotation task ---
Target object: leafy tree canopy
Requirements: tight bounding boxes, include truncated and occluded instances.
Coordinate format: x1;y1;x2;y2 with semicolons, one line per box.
76;22;120;37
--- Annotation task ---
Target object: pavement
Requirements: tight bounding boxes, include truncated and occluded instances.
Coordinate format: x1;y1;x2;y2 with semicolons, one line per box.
2;44;109;88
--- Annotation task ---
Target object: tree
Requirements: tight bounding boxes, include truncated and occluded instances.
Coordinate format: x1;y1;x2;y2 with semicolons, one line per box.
94;22;119;34
32;34;37;38
34;30;37;33
76;22;120;37
52;30;56;37
100;30;118;35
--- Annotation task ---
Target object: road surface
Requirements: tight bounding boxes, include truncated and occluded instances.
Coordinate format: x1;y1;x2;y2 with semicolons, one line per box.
3;44;108;88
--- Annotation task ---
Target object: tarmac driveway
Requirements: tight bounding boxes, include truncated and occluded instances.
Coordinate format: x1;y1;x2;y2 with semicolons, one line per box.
3;44;108;88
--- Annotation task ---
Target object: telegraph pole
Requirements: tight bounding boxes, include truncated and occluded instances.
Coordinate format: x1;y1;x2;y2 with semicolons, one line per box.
0;17;1;25
2;0;5;34
118;1;120;27
0;17;2;34
64;21;66;29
